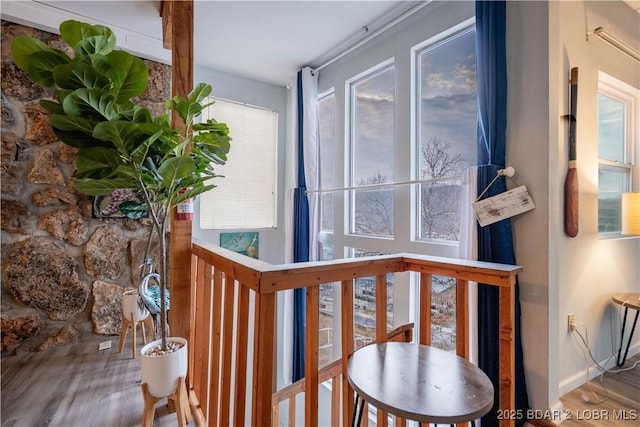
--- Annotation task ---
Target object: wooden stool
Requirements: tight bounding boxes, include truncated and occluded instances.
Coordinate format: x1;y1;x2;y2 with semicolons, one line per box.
118;309;155;359
141;376;193;427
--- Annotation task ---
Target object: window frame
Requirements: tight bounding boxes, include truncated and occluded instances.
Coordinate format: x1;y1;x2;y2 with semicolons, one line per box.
597;72;639;237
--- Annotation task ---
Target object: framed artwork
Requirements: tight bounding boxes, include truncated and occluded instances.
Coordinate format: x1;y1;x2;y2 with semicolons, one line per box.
91;189;147;219
220;232;259;259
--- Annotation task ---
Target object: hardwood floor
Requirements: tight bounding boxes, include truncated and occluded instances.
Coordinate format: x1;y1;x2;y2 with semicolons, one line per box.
2;331;638;427
558;353;639;427
1;332;190;427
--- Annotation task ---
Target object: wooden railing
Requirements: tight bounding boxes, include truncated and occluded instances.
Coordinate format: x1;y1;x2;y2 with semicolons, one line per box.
188;240;522;427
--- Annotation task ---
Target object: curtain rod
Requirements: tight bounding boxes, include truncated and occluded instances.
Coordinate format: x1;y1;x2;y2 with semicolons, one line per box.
591;27;640;62
306;175;461;194
314;1;431;73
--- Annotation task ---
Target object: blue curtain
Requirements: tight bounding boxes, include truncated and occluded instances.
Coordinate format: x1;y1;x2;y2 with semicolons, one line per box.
475;2;529;426
292;70;309;382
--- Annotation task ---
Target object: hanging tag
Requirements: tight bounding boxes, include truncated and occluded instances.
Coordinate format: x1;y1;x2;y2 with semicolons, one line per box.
473;185;535;227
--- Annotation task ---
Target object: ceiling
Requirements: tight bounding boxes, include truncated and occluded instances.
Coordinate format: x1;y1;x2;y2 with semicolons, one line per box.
3;0;423;87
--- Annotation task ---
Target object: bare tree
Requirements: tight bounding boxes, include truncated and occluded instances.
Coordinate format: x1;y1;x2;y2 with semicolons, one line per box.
354;172;394;236
420;136;464;179
420;136;465;240
351;137;465;240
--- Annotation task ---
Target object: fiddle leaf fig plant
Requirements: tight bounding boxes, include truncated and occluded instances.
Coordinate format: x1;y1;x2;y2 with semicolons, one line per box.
12;20;231;351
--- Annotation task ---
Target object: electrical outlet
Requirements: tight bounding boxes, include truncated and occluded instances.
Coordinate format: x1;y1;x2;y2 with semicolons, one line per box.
568;313;576;332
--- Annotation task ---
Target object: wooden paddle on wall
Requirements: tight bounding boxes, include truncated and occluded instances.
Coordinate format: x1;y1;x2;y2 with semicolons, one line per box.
564;67;579;237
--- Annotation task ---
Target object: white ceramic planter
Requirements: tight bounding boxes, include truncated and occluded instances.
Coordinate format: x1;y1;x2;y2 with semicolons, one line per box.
122;289;149;322
140;337;188;398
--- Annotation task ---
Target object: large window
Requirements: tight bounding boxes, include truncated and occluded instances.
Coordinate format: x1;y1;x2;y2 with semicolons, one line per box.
598;73;638;234
199;98;278;230
348;62;396;238
316;20;477;355
415;25;477;242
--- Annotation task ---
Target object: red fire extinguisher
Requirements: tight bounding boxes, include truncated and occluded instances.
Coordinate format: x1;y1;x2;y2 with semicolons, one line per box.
176;189;193;221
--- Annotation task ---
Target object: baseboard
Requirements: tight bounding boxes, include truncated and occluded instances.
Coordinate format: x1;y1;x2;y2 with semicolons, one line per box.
559;343;639;396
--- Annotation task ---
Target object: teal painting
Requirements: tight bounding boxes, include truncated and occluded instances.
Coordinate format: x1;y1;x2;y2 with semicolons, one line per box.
220;232;259;259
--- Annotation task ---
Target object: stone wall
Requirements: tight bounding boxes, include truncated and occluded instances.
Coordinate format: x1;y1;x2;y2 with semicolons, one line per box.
0;21;171;354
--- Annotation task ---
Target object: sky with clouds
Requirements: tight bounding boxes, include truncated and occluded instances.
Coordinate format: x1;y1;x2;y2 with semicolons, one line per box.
347;30;477;183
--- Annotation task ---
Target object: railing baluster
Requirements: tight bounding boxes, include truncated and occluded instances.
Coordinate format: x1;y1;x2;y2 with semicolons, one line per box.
305;286;320;427
331;375;340;426
456;279;469;359
419;273;432;346
375;274;387;342
220;275;236;424
251;291;276;427
192;259;211;418
271;401;279;427
375;273;388;427
208;269;223;426
341;279;355;427
233;284;251;425
289;395;296;425
499;283;516;427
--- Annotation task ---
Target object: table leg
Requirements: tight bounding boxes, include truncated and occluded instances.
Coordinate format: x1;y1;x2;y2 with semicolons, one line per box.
351;393;366;427
616;306;639;367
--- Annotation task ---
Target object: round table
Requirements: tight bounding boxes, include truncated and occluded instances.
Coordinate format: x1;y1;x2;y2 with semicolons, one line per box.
611;292;640;366
346;342;494;426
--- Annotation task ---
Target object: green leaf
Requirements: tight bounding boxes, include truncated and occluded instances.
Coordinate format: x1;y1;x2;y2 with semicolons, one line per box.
10;36;52;74
92;120;143;154
193;131;231;165
39;99;64;115
192;120;230;133
50;115;96;135
165;96;190;122
185;102;204;126
53;61;109;90
188;83;212;104
54;89;73;105
99;51;148;101
132;106;154;124
176;184;216;204
60;20;115;50
130;130;163;166
52;127;107;149
74;177;134;196
157;156;196;189
119;200;148;219
74;35;115;56
62;88;119;119
75;146;122;175
27;50;71;88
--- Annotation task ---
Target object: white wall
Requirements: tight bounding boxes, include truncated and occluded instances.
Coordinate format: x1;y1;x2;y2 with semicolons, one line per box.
506;0;555;412
192;66;289;265
554;0;640;398
508;0;640;413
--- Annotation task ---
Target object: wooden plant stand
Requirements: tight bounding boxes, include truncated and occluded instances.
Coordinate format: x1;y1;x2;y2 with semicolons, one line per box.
141;377;192;427
118;310;155;359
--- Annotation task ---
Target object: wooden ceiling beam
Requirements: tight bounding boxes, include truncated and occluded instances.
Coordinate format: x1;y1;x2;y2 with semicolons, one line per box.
160;0;173;50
